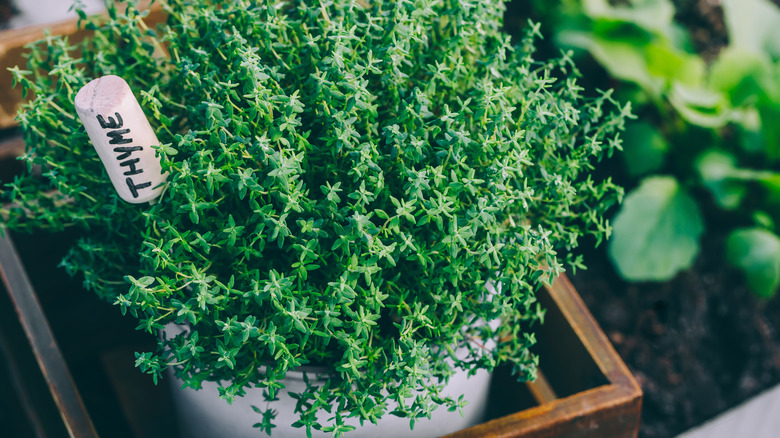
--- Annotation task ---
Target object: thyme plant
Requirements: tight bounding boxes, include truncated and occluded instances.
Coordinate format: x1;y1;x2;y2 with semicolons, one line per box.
4;0;625;435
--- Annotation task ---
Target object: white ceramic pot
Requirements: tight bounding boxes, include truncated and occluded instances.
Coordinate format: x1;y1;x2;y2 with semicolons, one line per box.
164;282;500;437
163;319;494;438
168;363;491;438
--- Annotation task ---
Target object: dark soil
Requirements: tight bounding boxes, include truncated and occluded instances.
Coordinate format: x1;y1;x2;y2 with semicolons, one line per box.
670;0;780;61
567;1;780;436
571;234;780;437
671;0;728;62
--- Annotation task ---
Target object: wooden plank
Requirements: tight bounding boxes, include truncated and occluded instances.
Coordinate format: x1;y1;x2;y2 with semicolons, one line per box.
0;223;640;438
0;135;26;183
526;370;558;405
547;275;640;392
0;322;47;437
0;232;98;438
450;384;640;438
0;18;87;128
446;275;642;438
0;2;166;129
0;135;24;158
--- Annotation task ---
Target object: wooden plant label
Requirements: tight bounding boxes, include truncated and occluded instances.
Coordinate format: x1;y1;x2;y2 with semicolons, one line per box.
75;75;167;204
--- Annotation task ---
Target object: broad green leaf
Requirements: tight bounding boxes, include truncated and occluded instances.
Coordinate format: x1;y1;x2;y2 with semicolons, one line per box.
695;149;780;202
609;176;704;281
722;0;780;58
560;29;703;99
558;31;662;95
668;82;732;128
734;108;764;154
669;82;725;108
754;211;775;230
764;64;780;102
645;41;705;86
731;167;780;192
709;48;770;105
727;228;780;297
709;49;780;158
695;150;747;209
622;121;669;176
582;0;675;36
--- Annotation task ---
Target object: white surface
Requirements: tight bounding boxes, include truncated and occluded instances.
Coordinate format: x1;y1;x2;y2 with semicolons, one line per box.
170;366;492;438
678;382;780;438
9;0;104;28
75;75;167;203
164;322;495;438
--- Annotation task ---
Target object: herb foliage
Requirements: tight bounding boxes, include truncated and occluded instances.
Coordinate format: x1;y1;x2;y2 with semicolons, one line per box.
4;0;624;434
527;0;780;297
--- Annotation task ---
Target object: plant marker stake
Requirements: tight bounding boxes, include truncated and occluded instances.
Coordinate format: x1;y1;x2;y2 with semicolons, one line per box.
75;75;167;204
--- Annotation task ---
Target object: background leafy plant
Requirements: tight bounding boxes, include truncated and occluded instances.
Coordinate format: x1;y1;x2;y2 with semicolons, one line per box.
526;0;780;297
3;0;624;435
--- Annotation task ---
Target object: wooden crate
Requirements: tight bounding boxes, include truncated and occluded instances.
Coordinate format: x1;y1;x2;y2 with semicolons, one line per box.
0;228;641;438
449;275;643;438
0;230;179;438
0;1;165;129
0;10;641;438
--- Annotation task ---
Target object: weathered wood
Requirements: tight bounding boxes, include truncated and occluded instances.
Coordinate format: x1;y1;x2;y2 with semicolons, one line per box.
526;369;558;405
0;2;165;129
0;135;24;157
0;302;57;437
446;275;643;438
0;232;98;438
0;148;642;437
0;18;84;128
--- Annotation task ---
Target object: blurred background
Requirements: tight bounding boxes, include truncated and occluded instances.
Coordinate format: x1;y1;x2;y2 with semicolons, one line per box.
1;0;104;29
505;1;780;436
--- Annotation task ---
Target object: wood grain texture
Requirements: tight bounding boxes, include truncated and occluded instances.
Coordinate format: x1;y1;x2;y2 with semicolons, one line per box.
526;369;557;405
0;232;98;438
0;2;165;129
1;235;642;438
445;275;643;438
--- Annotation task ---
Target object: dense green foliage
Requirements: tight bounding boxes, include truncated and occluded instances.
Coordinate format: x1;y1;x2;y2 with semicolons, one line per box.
528;0;780;297
4;0;624;434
